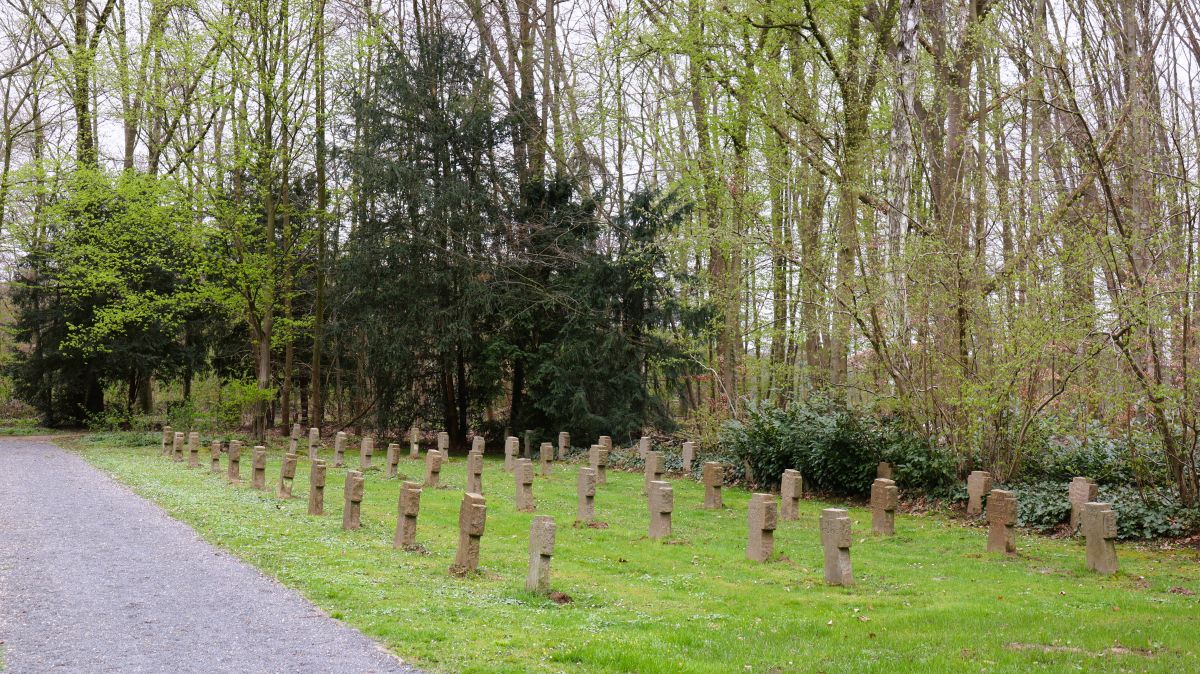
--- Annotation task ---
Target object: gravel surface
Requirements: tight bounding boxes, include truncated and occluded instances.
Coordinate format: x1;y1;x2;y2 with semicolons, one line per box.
0;437;420;674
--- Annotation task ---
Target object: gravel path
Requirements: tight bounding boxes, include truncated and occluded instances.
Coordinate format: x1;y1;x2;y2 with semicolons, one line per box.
0;437;419;674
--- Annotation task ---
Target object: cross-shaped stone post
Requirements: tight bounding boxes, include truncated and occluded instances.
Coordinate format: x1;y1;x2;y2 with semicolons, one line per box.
598;436;612;453
408;426;420;459
210;440;222;474
342;470;364;530
780;469;803;520
966;471;992;515
589;445;609;484
308;459;326;515
277;453;298;498
747;493;777;561
437;431;450;456
307;428;320;460
702;462;724;509
682;442;695;472
333;431;346;467
1082;501;1119;574
251;446;267;490
526;516;555;592
504;436;518;472
643;451;664;495
394;481;421;549
385;443;400;478
424;449;444;488
577;467;597;522
471;436;485;455
877;462;893;479
227;441;242;484
359;437;374;470
1068;477;1098;532
451;492;486;574
539;442;554;476
172;432;184;462
187;432;200;468
647;480;673;539
514;459;535;512
820;508;854;586
523;430;534;458
870;478;898;535
161;426;172;456
638;436;651;459
557;432;570;460
466;450;484;494
986;488;1017;553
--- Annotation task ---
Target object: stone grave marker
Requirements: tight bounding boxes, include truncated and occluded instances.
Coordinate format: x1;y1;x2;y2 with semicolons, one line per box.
1068;477;1098;532
638;436;651;459
986;489;1017;554
589;445;609;484
526;516;556;593
333;431;346;467
472;435;485;455
210;440;222;473
747;493;777;562
251;446;267;490
386;443;400;478
467;450;484;493
682;441;695;472
409;426;420;459
289;423;300;454
342;470;364;530
877;462;893;479
820;508;854;586
540;442;554;476
870;478;898;535
424;449;444;487
557;432;570;460
277;453;298;498
173;432;184;462
308;459;326;515
187;432;200;468
1082;501;1119;575
307;428;320;460
577;467;597;522
504;436;518;471
702;462;724;509
515;459;535;512
966;471;992;515
598;436;612;453
643;450;664;495
438;431;450;456
452;492;486;574
359;436;374;470
647;481;673;539
394;481;422;549
523;430;534;458
227;441;242;483
780;469;803;520
161;426;172;455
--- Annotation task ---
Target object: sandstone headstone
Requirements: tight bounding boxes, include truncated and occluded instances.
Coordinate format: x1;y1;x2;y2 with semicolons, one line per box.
173;432;184;462
747;493;778;561
161;426;173;456
780;469;803;520
307;427;320;460
394;481;422;549
577;467;597;522
1082;501;1118;575
647;481;673;539
452;492;486;574
504;436;518;472
986;489;1017;554
187;432;200;468
251;446;267;490
820;508;854;586
386;443;400;478
966;470;992;515
589;445;609;484
342;470;364;530
471;435;485;455
424;449;444;487
466;450;483;494
227;440;242;483
210;440;222;473
702;462;724;509
526;516;556;593
540;442;554;476
523;430;534;458
598;436;612;453
333;431;347;467
307;459;326;515
638;436;651;459
291;422;302;440
643;450;664;495
289;423;300;455
877;461;893;479
557;432;570;460
277;453;298;498
409;426;420;458
870;478;899;535
359;436;374;470
437;431;450;455
515;458;535;512
682;441;695;472
1068;477;1098;532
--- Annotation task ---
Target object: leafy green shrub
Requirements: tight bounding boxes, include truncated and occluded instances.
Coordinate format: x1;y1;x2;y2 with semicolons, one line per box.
1010;479;1200;540
1015;420;1167;487
720;396;954;497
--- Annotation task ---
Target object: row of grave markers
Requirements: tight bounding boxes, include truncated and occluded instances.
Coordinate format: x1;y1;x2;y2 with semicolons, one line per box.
160;426;1121;591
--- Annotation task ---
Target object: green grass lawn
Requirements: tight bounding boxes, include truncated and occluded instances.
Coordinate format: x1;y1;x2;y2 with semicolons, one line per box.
72;433;1200;673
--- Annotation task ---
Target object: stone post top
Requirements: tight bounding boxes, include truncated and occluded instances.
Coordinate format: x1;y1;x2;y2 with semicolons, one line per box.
459;493;487;534
968;470;991;478
783;468;801;478
530;515;555;553
515;459;534;480
749;493;778;527
987;489;1017;520
345;471;365;500
872;477;896;487
819;508;853;541
649;481;674;511
336;431;347;438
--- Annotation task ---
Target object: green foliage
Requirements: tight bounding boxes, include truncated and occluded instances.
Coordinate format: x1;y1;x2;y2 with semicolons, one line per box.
1015;420;1167;487
720;396;955;496
1012;480;1200;540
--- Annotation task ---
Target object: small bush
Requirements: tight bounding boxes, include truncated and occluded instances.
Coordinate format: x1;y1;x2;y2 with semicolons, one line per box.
1010;479;1200;540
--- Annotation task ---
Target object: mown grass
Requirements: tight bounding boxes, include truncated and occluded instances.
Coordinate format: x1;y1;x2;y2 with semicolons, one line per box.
72;433;1200;673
